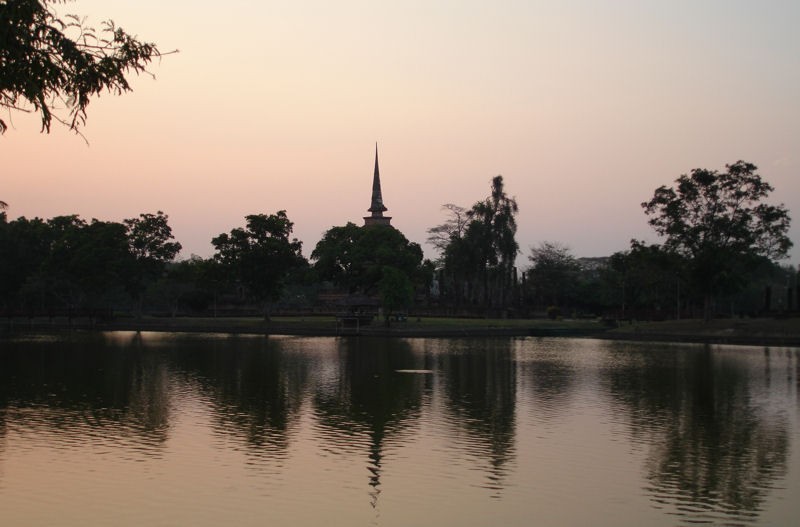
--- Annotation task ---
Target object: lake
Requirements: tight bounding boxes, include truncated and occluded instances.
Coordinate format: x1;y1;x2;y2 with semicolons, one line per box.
1;332;798;526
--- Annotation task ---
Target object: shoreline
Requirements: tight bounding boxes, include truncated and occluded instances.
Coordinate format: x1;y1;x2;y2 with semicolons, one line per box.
3;316;800;348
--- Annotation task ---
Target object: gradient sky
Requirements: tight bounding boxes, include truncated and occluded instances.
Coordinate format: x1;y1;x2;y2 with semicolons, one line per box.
4;0;799;266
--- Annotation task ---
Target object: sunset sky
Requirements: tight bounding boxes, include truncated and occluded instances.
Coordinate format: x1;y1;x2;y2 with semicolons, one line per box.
4;0;799;265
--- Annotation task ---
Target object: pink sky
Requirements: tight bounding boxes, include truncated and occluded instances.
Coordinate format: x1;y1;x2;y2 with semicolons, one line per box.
3;0;799;266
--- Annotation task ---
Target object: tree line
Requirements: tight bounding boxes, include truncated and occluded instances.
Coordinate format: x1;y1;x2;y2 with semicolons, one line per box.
428;162;795;321
2;160;795;322
0;207;432;320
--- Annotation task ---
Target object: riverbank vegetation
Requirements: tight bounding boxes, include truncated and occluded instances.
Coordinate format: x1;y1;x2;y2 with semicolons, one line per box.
1;163;796;325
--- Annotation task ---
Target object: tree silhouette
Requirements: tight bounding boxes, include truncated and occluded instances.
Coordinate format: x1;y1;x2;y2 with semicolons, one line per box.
643;161;792;320
1;0;168;134
212;211;306;320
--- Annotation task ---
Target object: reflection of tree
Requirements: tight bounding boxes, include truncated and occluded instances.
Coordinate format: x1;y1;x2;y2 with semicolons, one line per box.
0;333;171;448
604;343;789;523
437;339;516;493
516;344;576;423
166;336;309;454
313;337;425;506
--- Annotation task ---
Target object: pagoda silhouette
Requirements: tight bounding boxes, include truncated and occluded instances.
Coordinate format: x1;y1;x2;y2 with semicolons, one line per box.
363;144;392;227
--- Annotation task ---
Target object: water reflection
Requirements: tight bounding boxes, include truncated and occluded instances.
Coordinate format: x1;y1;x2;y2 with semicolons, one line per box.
515;339;579;423
167;336;310;455
314;338;426;506
435;339;516;495
601;342;792;525
0;333;171;453
0;334;797;526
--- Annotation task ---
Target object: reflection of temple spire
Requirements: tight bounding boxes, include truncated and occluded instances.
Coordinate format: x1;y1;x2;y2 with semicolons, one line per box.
367;429;384;509
364;144;392;227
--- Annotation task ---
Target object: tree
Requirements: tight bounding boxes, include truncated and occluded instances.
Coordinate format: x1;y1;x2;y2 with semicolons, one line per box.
311;223;426;299
42;216;131;319
1;0;165;134
603;241;686;320
378;266;414;325
310;222;363;292
123;211;182;317
212;211;306;320
427;176;520;312
526;242;580;309
642;161;792;320
0;214;51;311
426;203;469;256
466;175;519;310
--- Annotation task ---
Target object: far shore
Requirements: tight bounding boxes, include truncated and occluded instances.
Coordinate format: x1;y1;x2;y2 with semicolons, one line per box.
3;315;800;347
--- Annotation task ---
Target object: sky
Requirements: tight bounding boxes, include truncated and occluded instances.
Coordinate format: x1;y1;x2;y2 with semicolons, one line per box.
4;0;800;267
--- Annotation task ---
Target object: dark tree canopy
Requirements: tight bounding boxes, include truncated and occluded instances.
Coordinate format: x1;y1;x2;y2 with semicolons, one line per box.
426;203;469;255
1;0;164;134
212;211;306;317
431;175;519;311
642;160;792;319
469;175;519;275
526;241;580;308
311;223;425;297
643;161;792;260
123;211;182;312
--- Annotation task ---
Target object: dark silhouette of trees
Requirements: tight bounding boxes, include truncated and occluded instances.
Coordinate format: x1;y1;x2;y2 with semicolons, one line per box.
124;211;182;317
0;211;181;318
378;266;414;322
601;241;685;320
426;203;469;254
643;161;792;320
1;0;166;134
211;211;306;320
311;223;427;304
469;175;519;309
41;216;130;318
0;214;50;311
526;242;580;311
429;175;519;313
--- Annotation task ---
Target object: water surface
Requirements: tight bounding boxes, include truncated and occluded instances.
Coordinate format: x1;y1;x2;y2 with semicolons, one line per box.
1;333;798;526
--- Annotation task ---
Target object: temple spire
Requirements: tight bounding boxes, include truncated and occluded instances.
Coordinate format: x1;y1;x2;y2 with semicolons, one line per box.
364;143;392;227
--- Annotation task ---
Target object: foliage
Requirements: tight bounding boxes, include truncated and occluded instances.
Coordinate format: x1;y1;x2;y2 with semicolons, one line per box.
642;161;792;319
468;175;519;280
123;211;182;306
41;216;131;312
546;305;561;320
426;203;469;256
1;0;164;134
603;241;684;319
431;175;519;311
0;210;182;317
311;223;426;298
378;266;414;316
125;211;182;264
0;214;52;309
212;211;306;318
310;222;363;291
526;241;580;308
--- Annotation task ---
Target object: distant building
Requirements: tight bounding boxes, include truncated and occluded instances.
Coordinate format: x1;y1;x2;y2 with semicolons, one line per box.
363;144;392;227
577;256;610;272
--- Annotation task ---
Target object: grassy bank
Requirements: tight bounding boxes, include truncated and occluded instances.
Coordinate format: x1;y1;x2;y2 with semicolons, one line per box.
3;315;800;346
604;317;800;346
2;315;603;338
